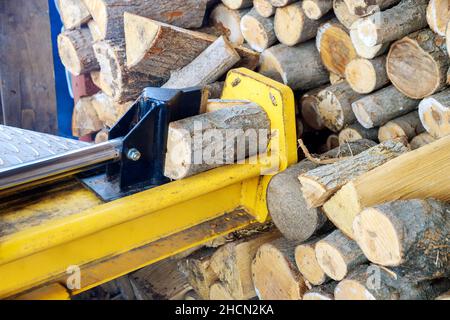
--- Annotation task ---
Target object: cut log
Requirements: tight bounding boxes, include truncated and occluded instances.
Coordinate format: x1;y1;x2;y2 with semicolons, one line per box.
317;82;363;132
178;249;219;300
124;13;259;79
210;4;250;45
90;92;133;128
345;56;389;94
427;0;450;36
94;129;109;144
164;105;270;180
335;265;450;300
339;123;379;145
295;236;330;286
58;28;99;76
329;72;345;85
259;42;329;90
352;85;420;129
418;88;450;138
333;0;359;29
269;0;297;7
72;95;104;137
316;21;357;77
210;230;280;300
349;21;390;59
353;199;450;281
93;40;163;103
436;291;450;300
387;29;449;99
298;140;409;209
162;37;240;89
326;134;340;151
57;0;91;30
87;20;103;43
315;230;367;281
252;238;308;300
254;0;276;18
302;0;333;20
241;9;277;52
410;132;436;150
209;282;235;300
205;99;252;113
303;282;337;300
300;87;326;131
267;140;376;241
206;82;225;99
378;111;425;142
274;2;329;46
222;0;253;10
343;0;400;17
323;135;450;240
83;0;209;40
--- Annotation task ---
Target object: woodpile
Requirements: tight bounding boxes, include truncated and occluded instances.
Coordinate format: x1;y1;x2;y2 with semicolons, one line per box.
57;0;450;300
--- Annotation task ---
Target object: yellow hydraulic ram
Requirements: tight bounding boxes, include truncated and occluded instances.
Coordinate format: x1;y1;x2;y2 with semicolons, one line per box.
0;69;297;299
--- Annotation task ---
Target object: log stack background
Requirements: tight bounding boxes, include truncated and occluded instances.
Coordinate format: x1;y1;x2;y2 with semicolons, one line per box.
57;0;450;300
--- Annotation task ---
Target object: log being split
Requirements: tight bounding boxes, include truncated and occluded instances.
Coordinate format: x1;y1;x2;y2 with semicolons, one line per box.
210;4;250;45
343;0;400;17
317;82;363;132
323;135;450;240
210;230;280;300
240;9;277;52
259;41;329;90
354;199;450;281
352;86;419;129
419;88;450;138
316;21;358;77
57;0;91;30
72;95;104;137
253;0;276;18
252;238;308;300
164;105;270;180
222;0;253;10
387;29;449;99
349;21;390;59
298;140;409;209
355;0;428;48
267;140;376;242
339;123;379;145
378;111;425;142
303;282;337;300
58;28;99;76
162;37;240;89
427;0;450;36
410;132;436;150
333;0;360;29
345;56;389;94
315;230;367;281
83;0;209;40
300;87;326;131
124;14;259;79
302;0;333;20
295;236;330;286
274;2;328;46
335;265;450;300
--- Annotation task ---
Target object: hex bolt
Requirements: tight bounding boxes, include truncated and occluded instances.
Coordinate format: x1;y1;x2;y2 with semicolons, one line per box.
127;148;142;161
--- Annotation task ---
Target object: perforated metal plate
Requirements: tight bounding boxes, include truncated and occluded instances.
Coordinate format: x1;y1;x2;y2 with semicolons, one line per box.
0;125;89;169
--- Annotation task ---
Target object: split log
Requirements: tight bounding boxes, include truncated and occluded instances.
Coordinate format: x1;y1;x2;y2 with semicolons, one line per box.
274;2;328;46
427;0;450;36
83;0;209;40
335;265;450;300
410;132;436;150
300;87;326;130
323;135;450;240
349;21;390;59
259;41;329;90
355;0;428;47
87;20;103;42
315;230;367;281
72;95;104;137
93;40;163;103
316;21;357;77
240;9;277;52
252;238;308;300
162;37;240;89
345;56;389;94
58;28;99;76
210;4;250;45
267;140;376;242
209;282;234;300
90;92;133;128
124;13;259;79
333;0;359;29
378;111;425;142
302;0;333;20
343;0;400;17
222;0;253;10
295;236;330;286
210;230;280;300
303;282;337;300
178;249;219;300
418;88;450;138
353;199;450;281
387;29;449;99
298;140;409;209
339;123;379;145
317;82;363;132
352;86;420;129
254;0;276;18
57;0;91;30
164;105;270;180
205;100;252;113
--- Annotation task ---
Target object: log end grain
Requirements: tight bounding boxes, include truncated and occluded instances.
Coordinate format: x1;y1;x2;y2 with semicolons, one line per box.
345;58;378;94
295;244;328;286
419;96;450;139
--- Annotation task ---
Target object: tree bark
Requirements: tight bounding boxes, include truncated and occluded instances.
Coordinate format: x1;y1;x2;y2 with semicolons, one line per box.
338;123;379;145
378;111;425;142
343;0;400;17
57;0;91;30
300;87;327;131
418;88;450;138
345;55;389;94
241;9;277;52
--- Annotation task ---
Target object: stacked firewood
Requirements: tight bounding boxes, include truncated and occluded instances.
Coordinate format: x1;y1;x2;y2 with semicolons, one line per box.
56;0;450;300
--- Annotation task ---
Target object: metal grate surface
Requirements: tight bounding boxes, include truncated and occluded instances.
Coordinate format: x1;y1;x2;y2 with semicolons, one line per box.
0;125;90;169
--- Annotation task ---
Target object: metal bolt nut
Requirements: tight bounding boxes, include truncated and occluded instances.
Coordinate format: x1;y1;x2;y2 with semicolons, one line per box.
127;148;142;161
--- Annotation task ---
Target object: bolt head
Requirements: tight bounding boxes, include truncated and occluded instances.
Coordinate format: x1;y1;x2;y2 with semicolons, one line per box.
127;148;142;161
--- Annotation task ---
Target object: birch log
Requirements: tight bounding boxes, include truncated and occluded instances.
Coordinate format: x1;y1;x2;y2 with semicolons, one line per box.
418;88;450;138
378;111;425;142
240;9;277;52
345;56;389;94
